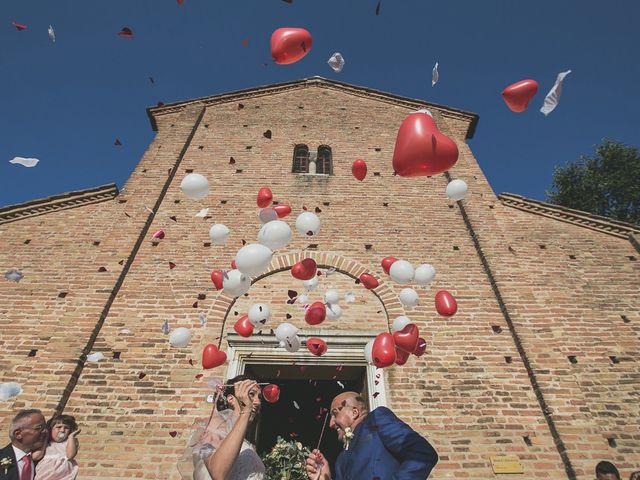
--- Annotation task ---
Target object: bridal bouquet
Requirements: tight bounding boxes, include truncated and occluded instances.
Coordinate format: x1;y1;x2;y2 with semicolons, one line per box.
262;436;312;480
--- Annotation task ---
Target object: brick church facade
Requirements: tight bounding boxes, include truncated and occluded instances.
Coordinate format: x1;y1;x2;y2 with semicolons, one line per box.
1;77;639;479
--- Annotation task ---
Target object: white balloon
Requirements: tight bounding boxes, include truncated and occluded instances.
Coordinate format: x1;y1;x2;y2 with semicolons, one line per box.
259;208;278;224
303;277;319;291
324;289;340;305
325;303;342;320
180;173;209;200
169;327;192;348
209;224;230;245
275;322;299;341
414;264;436;286
257;220;292;250
295;212;321;236
389;260;414;284
284;335;301;352
392;315;412;332
248;303;271;326
223;269;251;298
446;179;468;201
364;340;374;366
235;244;273;277
399;288;420;308
298;294;309;304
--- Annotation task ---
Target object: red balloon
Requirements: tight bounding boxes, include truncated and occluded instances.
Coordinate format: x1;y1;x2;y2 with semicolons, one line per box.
435;290;458;317
381;256;397;275
271;28;312;65
305;302;326;325
392;111;459;177
502;79;539;113
395;347;410;366
233;315;253;338
372;332;396;368
202;344;227;369
263;384;280;403
307;337;328;356
231;260;237;270
273;204;292;218
210;270;224;290
291;258;317;280
257;187;273;208
392;323;419;353
352;159;367;181
413;337;427;357
359;273;379;290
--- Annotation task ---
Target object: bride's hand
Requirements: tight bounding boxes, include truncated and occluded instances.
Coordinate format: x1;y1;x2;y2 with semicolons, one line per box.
233;380;259;414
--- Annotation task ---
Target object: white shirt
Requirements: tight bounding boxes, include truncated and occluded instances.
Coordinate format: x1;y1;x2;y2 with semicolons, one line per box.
11;445;34;480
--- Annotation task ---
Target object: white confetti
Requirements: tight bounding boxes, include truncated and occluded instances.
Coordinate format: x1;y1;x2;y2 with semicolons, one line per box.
324;267;337;276
162;320;170;335
344;292;356;303
119;329;131;335
86;352;105;362
293;400;300;410
337;381;344;389
199;312;207;327
9;156;39;168
327;52;345;73
431;62;439;87
144;205;156;215
48;24;55;43
0;382;23;402
540;70;572;116
195;208;209;218
4;269;24;282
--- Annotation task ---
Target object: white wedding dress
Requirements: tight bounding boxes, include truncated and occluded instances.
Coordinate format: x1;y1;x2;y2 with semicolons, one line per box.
179;408;265;480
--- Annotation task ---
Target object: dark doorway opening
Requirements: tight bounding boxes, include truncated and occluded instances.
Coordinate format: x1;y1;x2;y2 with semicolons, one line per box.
245;363;367;474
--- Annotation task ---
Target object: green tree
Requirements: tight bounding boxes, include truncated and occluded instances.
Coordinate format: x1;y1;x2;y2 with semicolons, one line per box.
547;139;640;225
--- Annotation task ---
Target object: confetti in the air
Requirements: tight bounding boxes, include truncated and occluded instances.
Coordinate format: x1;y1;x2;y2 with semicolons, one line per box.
4;269;24;282
12;22;27;31
432;62;439;87
540;70;572;116
48;25;55;42
199;312;207;327
162;320;170;335
118;27;133;38
195;208;209;218
9;157;39;168
87;352;105;362
337;381;344;389
293;401;300;409
328;52;345;73
344;292;356;303
0;382;23;402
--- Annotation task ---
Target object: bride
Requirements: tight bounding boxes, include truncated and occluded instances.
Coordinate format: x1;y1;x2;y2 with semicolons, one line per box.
181;375;266;480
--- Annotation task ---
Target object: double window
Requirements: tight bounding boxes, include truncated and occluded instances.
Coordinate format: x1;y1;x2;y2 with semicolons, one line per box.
292;144;332;175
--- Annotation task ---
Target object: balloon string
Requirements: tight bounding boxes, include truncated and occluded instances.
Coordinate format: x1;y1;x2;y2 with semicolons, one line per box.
314;411;330;480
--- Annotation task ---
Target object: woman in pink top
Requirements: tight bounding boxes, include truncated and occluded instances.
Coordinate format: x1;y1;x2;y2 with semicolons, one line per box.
32;415;80;480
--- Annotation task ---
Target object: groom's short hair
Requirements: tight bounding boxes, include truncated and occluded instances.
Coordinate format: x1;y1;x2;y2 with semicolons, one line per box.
9;409;43;439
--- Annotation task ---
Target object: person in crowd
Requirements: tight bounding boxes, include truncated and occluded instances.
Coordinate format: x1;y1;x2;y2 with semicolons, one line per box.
305;392;438;480
0;409;48;480
31;414;80;480
596;460;621;480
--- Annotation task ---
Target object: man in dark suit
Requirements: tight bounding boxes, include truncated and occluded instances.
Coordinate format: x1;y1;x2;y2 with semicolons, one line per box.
0;409;48;480
306;392;438;480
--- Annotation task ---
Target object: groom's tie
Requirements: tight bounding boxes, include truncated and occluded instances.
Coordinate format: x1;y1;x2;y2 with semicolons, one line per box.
20;455;32;480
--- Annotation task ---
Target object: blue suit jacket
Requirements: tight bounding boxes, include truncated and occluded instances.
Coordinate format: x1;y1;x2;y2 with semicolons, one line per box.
335;407;438;480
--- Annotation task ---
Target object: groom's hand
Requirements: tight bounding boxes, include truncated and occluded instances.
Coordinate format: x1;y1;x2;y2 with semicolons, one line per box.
306;449;331;480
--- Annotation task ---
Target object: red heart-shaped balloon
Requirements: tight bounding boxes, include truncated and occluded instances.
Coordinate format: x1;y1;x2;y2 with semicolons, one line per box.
502;79;539;113
305;302;326;325
257;187;273;208
273;204;292;218
359;273;379;290
395;347;410;366
392;112;459;177
271;28;312;65
381;256;397;275
372;332;396;368
263;384;281;403
413;337;427;357
435;290;457;316
202;344;227;369
352;159;367;181
233;314;253;338
210;270;224;290
307;337;328;356
291;258;317;280
393;323;419;353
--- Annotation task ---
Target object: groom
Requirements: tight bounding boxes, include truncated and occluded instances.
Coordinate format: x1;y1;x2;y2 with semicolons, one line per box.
306;392;438;480
1;409;48;480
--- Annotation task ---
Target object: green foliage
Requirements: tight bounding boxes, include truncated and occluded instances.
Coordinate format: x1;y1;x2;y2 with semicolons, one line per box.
547;139;640;225
262;437;312;480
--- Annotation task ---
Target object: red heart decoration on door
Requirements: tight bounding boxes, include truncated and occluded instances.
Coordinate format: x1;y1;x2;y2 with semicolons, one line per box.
392;323;419;353
372;332;396;368
233;314;254;338
202;344;227;369
263;384;281;403
210;270;224;290
502;79;539;113
291;258;317;280
307;337;328;356
359;273;379;290
305;302;326;325
271;28;312;65
392;112;459;177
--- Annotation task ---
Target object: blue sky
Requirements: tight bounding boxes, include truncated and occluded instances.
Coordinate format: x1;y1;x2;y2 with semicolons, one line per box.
1;0;639;207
